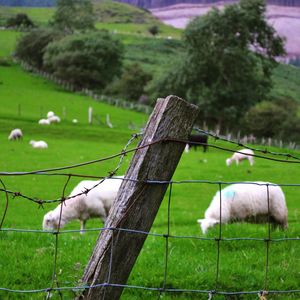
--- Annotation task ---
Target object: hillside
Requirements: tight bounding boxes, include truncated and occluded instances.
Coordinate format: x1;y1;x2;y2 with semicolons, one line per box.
1;0;299;8
0;0;175;33
116;0;300;9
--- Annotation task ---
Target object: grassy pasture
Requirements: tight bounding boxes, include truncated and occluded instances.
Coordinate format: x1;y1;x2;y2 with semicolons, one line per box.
0;6;55;27
1;30;300;300
1;75;300;300
0;3;181;38
1;122;300;299
95;22;182;39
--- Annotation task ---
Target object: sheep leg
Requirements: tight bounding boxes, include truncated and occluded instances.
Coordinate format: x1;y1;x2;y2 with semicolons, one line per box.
80;220;86;234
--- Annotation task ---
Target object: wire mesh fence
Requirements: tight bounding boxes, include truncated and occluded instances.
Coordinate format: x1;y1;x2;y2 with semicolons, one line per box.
1;129;300;299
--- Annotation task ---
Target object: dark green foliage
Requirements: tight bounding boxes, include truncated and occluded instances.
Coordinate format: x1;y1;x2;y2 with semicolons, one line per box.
6;13;35;28
43;31;124;89
106;63;152;101
51;0;95;33
0;57;13;66
153;0;286;129
148;25;159;36
244;98;300;140
15;28;62;68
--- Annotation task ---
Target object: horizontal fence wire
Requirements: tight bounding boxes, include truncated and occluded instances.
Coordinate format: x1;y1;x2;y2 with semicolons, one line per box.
1;130;300;298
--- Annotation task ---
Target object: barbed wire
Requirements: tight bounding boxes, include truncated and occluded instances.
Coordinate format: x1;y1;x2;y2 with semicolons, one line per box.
1;179;300;208
1;130;300;298
196;128;300;161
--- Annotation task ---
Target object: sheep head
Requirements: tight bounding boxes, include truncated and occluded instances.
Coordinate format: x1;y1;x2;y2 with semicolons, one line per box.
43;210;65;231
226;158;232;166
197;218;218;234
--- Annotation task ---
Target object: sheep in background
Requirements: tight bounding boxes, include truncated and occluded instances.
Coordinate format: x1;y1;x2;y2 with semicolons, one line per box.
72;119;78;124
43;176;124;233
8;128;23;141
185;134;208;153
226;149;254;166
38;118;50;125
198;182;288;234
48;115;61;123
29;140;48;149
47;111;55;119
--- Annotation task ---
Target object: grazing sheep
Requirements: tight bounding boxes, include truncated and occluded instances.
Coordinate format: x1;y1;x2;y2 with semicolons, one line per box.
47;111;55;118
226;149;254;166
43;176;124;233
8;128;23;141
29;140;48;149
185;134;208;153
72;118;78;124
48;115;61;123
38;118;50;125
198;182;288;234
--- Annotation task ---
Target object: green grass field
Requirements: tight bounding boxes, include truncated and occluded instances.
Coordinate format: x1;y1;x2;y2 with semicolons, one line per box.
1;25;300;299
0;2;181;38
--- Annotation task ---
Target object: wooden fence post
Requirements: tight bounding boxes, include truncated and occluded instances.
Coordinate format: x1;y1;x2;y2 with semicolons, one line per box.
88;106;93;125
81;95;199;299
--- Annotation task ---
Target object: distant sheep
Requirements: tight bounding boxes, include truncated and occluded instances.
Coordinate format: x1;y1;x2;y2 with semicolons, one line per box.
198;182;288;234
29;140;48;149
8;128;23;141
48;115;61;123
72;119;78;124
226;149;254;166
47;111;55;118
38;118;50;125
43;176;124;233
185;134;208;153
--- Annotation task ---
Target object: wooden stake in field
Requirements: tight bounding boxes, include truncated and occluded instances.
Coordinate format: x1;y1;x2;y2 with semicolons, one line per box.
81;95;199;299
88;106;93;125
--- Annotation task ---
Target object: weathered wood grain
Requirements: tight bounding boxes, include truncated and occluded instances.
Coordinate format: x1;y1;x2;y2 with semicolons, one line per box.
81;95;199;299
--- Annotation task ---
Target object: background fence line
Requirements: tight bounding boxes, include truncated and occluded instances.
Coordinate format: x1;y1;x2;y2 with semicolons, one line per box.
1;130;300;298
18;60;153;115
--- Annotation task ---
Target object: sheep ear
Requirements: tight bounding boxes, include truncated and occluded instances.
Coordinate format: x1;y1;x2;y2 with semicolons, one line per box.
197;219;203;224
46;211;54;221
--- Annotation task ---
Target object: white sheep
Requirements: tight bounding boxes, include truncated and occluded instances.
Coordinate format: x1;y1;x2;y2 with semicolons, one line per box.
29;140;48;149
48;115;61;123
198;182;288;234
42;176;124;233
226;149;254;166
47;111;55;118
8;128;23;140
38;118;50;125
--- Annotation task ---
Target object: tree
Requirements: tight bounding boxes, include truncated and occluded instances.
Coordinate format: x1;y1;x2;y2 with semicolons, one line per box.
148;25;159;36
51;0;95;33
244;98;300;140
15;28;62;68
6;13;35;28
154;0;286;129
107;63;152;101
43;31;124;89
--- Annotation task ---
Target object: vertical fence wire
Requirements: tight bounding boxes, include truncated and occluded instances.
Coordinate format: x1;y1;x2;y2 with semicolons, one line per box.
47;175;72;300
158;181;173;299
215;182;222;292
0;179;9;229
264;184;271;293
